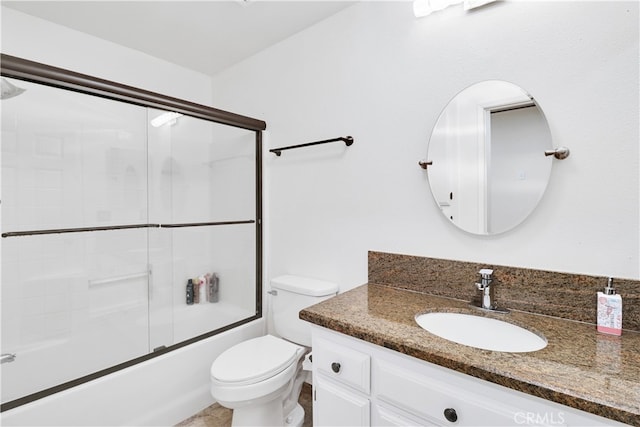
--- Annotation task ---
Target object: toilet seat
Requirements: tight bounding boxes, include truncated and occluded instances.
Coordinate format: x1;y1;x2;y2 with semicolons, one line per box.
211;335;304;386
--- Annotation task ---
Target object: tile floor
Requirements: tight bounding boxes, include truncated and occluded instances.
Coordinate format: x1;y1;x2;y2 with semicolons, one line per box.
175;383;313;427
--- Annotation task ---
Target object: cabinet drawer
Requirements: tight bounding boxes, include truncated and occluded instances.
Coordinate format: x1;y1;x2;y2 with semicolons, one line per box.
314;336;370;394
375;359;527;426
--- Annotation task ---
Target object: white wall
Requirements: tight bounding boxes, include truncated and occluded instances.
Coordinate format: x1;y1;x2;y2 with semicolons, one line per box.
0;7;212;103
211;1;640;293
1;7;264;426
1;0;638;424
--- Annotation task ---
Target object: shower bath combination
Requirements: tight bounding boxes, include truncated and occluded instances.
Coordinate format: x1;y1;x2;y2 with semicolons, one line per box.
0;54;265;412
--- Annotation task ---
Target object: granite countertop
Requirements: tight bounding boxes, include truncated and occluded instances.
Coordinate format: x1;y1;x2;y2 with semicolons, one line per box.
300;284;640;426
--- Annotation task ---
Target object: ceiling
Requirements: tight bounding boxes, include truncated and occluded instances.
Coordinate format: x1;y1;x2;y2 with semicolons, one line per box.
2;1;358;76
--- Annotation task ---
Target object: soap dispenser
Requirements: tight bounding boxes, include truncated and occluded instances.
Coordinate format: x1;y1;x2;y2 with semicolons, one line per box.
597;278;622;336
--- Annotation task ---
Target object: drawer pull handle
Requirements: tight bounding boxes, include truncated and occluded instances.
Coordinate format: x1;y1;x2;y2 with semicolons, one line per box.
444;408;458;423
331;362;341;373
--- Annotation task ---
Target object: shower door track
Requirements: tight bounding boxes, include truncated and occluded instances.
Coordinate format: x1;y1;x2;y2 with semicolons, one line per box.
0;54;266;131
1;316;260;413
1;220;256;238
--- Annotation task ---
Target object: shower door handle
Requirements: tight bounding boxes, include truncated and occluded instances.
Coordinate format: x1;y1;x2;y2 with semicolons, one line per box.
1;353;16;364
147;264;153;300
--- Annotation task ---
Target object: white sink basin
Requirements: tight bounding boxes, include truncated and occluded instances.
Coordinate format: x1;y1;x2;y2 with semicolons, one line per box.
415;312;547;353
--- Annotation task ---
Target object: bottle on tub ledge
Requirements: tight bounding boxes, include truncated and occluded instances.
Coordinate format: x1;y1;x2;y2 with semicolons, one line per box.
186;279;194;305
597;277;622;336
193;277;201;304
199;274;208;303
208;272;219;303
187;273;219;305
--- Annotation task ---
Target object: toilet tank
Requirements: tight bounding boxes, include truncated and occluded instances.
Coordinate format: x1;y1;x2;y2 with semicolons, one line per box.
270;275;338;347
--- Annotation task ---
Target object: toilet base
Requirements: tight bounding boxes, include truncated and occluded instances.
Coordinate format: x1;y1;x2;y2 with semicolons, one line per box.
231;396;283;426
230;401;304;427
285;403;304;427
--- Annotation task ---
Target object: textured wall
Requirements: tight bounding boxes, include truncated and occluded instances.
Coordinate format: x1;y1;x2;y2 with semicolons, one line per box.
211;1;640;292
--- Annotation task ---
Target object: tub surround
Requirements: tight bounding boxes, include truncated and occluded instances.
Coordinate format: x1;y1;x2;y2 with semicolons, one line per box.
299;252;640;425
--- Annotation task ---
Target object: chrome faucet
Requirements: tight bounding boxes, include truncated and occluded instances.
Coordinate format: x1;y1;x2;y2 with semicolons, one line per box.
475;269;495;309
473;269;508;313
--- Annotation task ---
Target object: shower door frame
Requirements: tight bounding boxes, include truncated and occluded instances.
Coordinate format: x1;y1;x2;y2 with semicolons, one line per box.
0;53;265;411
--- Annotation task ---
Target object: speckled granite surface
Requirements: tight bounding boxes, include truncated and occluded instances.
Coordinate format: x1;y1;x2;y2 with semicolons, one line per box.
300;253;640;426
368;251;640;332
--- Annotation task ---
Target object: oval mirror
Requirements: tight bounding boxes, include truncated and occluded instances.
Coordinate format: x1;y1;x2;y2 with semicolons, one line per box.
426;80;553;235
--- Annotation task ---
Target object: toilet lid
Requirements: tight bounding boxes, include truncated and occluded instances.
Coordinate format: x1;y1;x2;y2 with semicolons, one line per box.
211;335;303;385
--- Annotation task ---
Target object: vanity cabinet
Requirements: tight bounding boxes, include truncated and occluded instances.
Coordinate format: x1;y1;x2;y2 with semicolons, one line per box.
311;325;624;426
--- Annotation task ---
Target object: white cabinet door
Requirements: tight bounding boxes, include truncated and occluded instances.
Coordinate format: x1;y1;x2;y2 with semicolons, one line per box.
315;375;370;427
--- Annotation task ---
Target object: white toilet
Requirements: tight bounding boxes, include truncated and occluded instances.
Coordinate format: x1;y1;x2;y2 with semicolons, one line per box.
210;275;338;427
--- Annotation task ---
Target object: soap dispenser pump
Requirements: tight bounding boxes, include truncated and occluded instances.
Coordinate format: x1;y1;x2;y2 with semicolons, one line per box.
597;278;622;336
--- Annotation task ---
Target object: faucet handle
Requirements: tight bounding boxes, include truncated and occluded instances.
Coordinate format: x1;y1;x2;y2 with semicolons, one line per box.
475;269;493;290
479;268;493;279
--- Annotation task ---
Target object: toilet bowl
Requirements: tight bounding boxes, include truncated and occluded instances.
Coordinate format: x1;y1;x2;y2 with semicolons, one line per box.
210;335;306;426
210;275;338;427
210;335;305;404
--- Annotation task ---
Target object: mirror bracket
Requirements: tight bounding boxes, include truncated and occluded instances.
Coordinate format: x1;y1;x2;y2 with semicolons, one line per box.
418;160;433;169
544;146;570;160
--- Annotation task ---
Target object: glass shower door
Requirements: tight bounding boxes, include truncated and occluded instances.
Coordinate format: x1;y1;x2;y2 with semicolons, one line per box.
1;78;151;404
147;109;257;349
1;74;261;409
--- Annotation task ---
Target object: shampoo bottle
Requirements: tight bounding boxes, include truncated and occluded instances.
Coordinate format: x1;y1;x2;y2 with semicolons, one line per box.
193;278;200;303
210;273;219;303
597;278;622;336
204;273;212;302
199;275;207;303
186;279;194;305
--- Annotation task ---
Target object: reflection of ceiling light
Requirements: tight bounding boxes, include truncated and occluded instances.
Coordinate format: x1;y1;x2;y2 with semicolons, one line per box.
413;0;433;17
464;0;496;10
413;0;494;17
151;111;183;128
234;0;253;7
1;77;26;100
413;0;461;17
